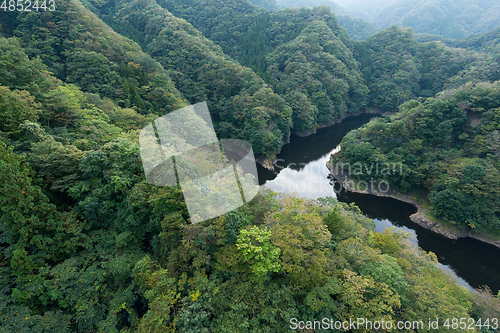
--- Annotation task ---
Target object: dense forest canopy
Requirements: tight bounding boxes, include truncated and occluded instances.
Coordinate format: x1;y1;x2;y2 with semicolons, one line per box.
1;0;500;331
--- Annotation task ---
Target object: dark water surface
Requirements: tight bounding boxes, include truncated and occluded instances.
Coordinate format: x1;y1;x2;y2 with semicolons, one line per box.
257;113;500;293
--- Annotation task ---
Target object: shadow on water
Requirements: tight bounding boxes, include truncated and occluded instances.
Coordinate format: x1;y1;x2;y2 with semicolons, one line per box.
256;112;500;294
337;189;500;293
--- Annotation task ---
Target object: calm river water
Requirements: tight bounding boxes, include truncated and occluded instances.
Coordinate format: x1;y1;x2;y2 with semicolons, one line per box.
257;113;500;293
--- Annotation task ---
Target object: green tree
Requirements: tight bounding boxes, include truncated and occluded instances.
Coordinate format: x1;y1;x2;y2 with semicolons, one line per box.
266;194;333;288
236;225;281;282
132;256;179;333
0;85;40;136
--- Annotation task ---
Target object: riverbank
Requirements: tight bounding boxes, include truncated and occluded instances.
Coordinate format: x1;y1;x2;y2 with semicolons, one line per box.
257;108;392;171
328;168;500;250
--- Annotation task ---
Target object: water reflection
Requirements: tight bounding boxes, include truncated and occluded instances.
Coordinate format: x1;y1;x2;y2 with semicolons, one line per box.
262;156;339;199
257;113;500;294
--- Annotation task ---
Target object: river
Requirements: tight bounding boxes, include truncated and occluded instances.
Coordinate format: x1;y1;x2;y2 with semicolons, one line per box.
257;113;500;294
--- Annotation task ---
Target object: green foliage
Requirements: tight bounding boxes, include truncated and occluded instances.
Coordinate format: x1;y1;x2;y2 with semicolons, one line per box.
11;0;186;114
359;26;420;110
339;268;400;321
28;135;83;195
41;83;86;127
0;85;40;136
416;41;492;97
93;0;295;156
267;19;368;123
0;141;67;260
452;26;500;55
132;256;179;332
121;0;369;145
266;194;333;288
0;0;497;330
337;15;376;40
236;226;281;281
359;254;409;296
66;50;121;98
69;139;143;228
0;37;48;99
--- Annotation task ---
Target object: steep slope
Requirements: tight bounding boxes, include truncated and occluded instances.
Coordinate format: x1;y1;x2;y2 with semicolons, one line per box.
452;27;500;55
154;0;498;119
372;0;500;39
156;0;355;75
356;26;421;110
8;0;186;115
85;0;295;156
161;2;368;130
266;20;369;128
0;28;182;332
355;26;499;110
88;0;369;138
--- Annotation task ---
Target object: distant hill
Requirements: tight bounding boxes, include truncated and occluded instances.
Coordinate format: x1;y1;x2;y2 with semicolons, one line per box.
276;0;347;15
278;0;397;20
337;15;376;40
333;0;398;20
248;0;280;10
452;27;500;55
276;0;376;40
372;0;500;39
271;0;500;41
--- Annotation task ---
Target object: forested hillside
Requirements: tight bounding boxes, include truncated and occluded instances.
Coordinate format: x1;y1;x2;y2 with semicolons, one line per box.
336;15;376;41
89;0;500;122
333;0;398;20
89;0;372;136
273;0;377;40
248;0;280;11
1;0;500;331
277;0;500;41
331;82;500;235
355;26;500;108
83;0;297;157
277;0;347;16
452;27;500;55
372;0;500;39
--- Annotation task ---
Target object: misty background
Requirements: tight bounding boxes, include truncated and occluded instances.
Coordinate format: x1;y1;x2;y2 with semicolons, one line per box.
263;0;500;40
